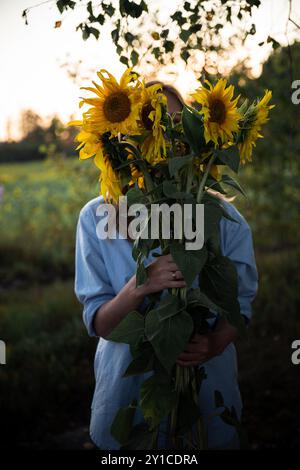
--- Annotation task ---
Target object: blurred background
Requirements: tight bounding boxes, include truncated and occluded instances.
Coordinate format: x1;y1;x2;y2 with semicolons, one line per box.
0;0;300;450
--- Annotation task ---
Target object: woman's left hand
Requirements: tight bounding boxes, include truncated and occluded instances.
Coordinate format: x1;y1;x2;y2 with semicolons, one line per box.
176;318;239;367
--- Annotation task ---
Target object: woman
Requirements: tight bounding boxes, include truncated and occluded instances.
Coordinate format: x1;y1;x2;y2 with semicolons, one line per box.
74;83;258;450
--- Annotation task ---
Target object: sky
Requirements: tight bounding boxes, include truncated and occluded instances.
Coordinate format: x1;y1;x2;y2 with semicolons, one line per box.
0;0;299;141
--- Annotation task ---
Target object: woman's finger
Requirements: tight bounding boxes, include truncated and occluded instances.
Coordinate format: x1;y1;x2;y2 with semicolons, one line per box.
177;352;201;362
168;280;187;288
184;342;201;353
176;359;200;367
167;270;184;281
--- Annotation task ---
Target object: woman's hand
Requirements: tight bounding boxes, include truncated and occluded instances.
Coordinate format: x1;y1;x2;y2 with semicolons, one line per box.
93;254;186;338
140;253;187;296
176;318;238;367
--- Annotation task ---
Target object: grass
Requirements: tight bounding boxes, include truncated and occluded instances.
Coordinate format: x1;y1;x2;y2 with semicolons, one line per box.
0;281;97;446
0;158;98;286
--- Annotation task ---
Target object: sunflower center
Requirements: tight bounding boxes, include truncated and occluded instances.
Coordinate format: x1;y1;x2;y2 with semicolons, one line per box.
210;99;226;124
142;102;154;130
103;92;131;123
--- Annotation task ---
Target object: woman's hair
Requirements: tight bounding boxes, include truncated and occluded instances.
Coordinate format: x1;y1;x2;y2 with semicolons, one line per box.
145;80;185;108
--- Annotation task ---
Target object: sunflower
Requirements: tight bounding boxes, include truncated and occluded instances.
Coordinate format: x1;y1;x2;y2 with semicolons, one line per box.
94;152;123;203
68;120;122;202
238;90;275;164
139;83;167;164
192;79;240;147
68;120;105;161
127;153;144;189
79;68;142;137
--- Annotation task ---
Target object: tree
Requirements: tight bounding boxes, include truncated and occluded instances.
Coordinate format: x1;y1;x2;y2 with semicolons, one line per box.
22;0;266;72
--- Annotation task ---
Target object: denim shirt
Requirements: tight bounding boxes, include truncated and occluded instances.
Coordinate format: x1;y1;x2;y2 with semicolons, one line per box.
74;196;258;450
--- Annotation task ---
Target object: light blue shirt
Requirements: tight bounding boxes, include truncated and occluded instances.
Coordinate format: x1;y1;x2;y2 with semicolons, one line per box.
74;196;258;450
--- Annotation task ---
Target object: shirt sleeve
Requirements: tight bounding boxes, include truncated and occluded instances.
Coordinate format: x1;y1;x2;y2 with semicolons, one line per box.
74;204;115;337
222;207;259;323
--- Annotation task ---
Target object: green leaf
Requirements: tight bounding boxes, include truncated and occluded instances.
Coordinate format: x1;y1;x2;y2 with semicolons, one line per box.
155;294;184;321
180;49;190;63
119;0;148;18
95;13;105;25
221;174;247;197
56;0;65;14
214;147;240;173
179;29;190;43
162;181;193;200
152;47;161;59
170;242;208;287
126;186;146;205
163;40;174;53
111;27;120;44
267;36;280;50
145;308;194;373
82;26;90;40
89;27;100;40
125;32;135;45
123;341;155;377
168;154;193;177
56;0;75;13
201;256;247;337
120;55;129;66
136;255;148;286
182;105;206;155
140;373;177;429
187;288;226;315
203;201;223;241
130;49;139;66
121;422;156;450
161;29;169;38
102;3;115;17
106;310;145;345
171;11;187;27
110;399;137;445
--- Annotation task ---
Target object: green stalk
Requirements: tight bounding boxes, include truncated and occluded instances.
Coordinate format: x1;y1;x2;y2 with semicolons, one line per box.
185;161;194;195
190;367;207;449
196;153;216;203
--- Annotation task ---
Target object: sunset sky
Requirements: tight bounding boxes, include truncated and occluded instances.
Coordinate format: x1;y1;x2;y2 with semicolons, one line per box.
0;0;299;141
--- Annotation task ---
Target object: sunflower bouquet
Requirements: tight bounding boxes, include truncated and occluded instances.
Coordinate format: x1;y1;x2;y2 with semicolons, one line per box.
69;68;274;449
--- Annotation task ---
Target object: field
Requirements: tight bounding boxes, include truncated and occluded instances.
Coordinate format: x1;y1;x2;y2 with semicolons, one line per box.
0;158;300;449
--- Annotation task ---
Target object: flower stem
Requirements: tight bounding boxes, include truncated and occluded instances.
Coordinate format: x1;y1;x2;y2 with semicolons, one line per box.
196;153;216;203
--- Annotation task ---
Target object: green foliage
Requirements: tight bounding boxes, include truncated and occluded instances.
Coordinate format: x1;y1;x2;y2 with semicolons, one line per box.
232;42;300;250
0;282;96;445
106;310;145;345
110;399;137;445
170;243;208;288
201;256;247;337
214;147;240;173
145;307;194;373
22;1;273;70
182;105;206;155
0;158;97;285
140;373;177;429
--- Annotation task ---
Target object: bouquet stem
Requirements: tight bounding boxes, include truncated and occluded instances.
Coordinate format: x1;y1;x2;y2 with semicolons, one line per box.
196;153;216;203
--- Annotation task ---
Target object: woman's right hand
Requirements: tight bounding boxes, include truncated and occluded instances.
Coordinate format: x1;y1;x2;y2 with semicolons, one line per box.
140;253;187;296
94;254;186;338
